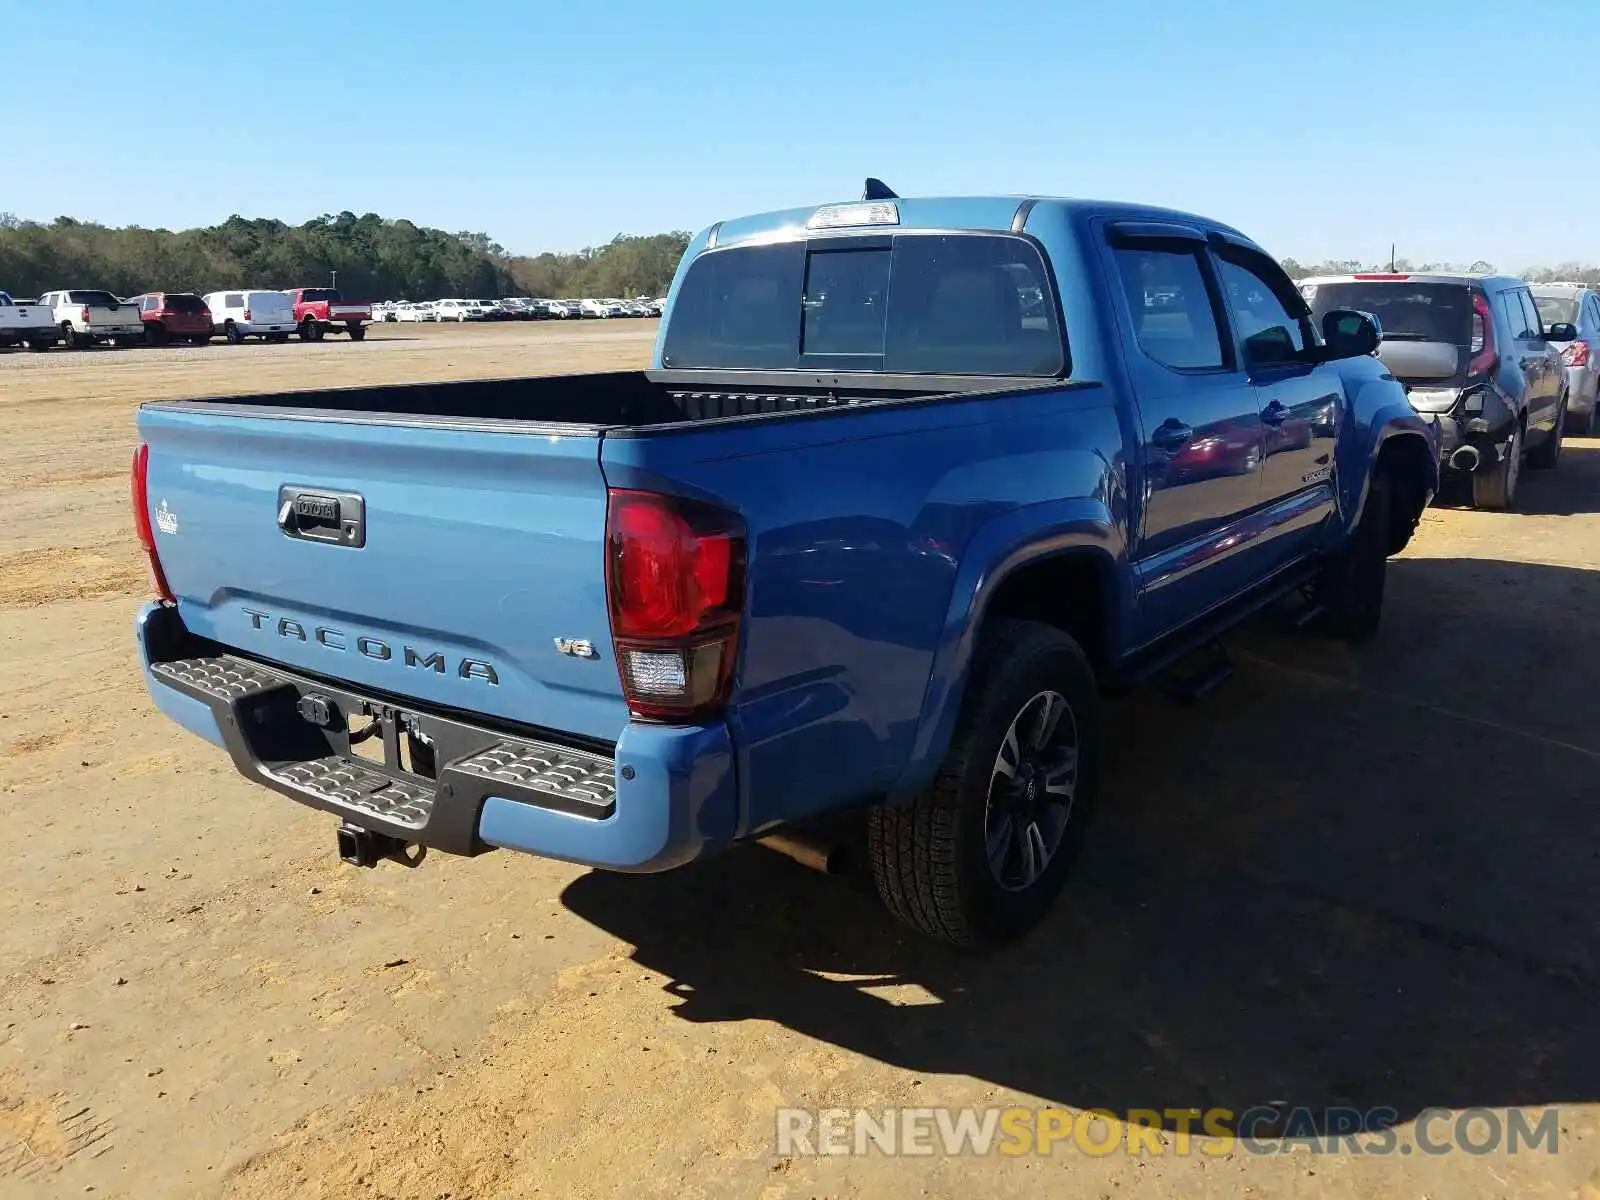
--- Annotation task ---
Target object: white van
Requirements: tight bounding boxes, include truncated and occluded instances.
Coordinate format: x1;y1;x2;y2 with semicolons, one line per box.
201;289;297;343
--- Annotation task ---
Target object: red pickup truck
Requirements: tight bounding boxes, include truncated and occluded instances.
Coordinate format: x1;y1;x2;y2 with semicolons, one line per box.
285;288;371;342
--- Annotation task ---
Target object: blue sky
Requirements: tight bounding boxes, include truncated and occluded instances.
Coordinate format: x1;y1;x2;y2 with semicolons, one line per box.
2;0;1595;268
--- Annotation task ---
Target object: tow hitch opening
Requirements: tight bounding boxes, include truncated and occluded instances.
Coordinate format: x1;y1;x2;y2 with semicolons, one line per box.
336;822;426;869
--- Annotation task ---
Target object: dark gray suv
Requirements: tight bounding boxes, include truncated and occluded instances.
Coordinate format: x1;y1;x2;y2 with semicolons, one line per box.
1299;273;1568;509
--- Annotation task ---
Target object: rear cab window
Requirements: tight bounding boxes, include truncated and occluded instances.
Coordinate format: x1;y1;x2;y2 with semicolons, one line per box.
68;290;119;306
661;232;1066;377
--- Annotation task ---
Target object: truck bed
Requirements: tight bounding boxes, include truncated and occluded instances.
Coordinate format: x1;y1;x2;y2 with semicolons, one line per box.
152;369;1044;431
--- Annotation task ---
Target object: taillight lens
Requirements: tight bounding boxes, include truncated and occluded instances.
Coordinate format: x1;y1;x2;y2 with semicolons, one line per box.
605;489;746;721
243;309;252;321
1467;291;1497;377
80;306;90;323
131;443;175;602
1564;340;1590;367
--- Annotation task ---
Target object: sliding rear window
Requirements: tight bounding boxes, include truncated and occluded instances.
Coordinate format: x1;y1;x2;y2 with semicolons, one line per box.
661;233;1066;376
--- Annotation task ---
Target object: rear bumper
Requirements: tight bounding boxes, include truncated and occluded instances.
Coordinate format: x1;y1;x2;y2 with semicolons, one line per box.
136;603;736;872
89;324;144;337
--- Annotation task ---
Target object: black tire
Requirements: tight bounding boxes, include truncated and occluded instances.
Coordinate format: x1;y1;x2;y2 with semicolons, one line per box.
1471;423;1521;509
867;619;1101;947
191;334;211;346
1527;399;1564;470
299;318;323;342
62;322;86;350
224;322;243;345
24;338;51;352
146;323;166;346
347;324;366;341
1315;469;1391;642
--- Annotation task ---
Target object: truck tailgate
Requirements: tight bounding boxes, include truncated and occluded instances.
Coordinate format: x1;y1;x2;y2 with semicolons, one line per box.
138;405;628;742
89;302;142;328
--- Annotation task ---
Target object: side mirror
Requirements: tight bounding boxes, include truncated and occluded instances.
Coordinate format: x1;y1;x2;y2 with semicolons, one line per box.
1321;308;1382;359
1545;322;1578;342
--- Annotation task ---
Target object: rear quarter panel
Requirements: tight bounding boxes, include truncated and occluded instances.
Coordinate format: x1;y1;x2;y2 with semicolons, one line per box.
601;384;1127;837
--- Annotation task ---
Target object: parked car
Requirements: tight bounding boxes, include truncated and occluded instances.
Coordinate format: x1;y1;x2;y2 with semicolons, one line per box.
395;302;436;323
133;190;1439;948
472;300;508;321
285;287;371;342
37;288;144;348
541;300;575;319
579;298;623;318
1302;273;1568;508
201;290;298;343
433;299;482;322
129;292;213;345
1531;284;1600;435
0;291;61;350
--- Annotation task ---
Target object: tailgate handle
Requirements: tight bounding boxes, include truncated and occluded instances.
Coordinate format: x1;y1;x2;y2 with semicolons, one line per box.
277;485;366;548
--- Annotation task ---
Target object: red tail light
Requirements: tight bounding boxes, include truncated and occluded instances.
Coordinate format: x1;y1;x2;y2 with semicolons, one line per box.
1467;291;1497;377
1563;340;1590;367
605;489;746;721
80;306;90;323
131;443;175;603
243;309;252;322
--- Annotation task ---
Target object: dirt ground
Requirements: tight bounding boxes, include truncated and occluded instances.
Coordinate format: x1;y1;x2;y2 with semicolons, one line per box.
2;321;1597;1199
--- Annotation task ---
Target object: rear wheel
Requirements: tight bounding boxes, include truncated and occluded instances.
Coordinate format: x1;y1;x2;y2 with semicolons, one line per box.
1527;398;1565;470
299;318;323;342
191;334;211;346
347;323;366;341
62;322;86;350
224;321;243;345
146;323;167;346
867;620;1100;947
1472;423;1521;509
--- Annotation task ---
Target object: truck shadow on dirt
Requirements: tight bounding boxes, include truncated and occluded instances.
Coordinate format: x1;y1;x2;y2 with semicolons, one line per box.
559;552;1600;1135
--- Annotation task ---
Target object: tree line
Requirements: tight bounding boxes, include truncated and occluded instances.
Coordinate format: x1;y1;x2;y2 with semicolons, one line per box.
0;211;692;301
5;212;1594;301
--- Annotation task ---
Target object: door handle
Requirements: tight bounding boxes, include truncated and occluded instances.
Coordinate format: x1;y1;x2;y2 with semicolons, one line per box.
1151;420;1194;451
1261;399;1289;425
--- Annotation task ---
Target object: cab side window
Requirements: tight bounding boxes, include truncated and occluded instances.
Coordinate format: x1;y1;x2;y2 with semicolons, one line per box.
1501;289;1537;340
1214;252;1311;367
1111;244;1228;371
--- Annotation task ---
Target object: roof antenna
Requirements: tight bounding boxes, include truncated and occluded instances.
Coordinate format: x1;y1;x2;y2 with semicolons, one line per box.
862;178;898;201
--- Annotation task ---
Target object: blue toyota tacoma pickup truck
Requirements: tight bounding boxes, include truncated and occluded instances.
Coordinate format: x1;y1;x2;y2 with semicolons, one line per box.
133;187;1440;946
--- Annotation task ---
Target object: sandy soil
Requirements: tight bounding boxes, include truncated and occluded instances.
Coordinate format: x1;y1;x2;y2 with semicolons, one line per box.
1;321;1597;1198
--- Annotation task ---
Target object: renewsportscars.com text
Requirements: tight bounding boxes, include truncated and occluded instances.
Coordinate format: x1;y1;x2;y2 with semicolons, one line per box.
775;1106;1561;1158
